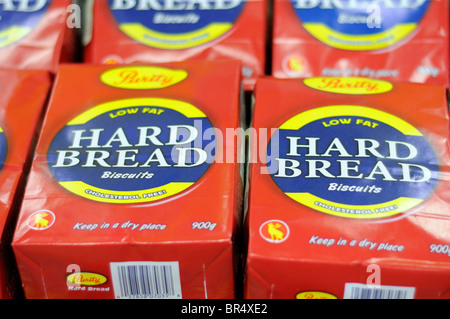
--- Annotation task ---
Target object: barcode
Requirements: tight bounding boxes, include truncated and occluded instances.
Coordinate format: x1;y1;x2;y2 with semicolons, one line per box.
344;283;415;299
110;261;182;299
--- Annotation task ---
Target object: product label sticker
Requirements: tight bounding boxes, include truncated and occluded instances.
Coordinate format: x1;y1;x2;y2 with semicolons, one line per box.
291;0;430;50
0;0;50;48
267;105;438;219
47;98;215;204
108;0;245;49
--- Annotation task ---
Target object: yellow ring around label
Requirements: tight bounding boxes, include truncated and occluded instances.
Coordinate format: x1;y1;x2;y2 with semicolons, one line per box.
0;26;32;48
286;192;423;219
303;23;417;51
278;105;422;136
59;181;194;204
68;98;207;125
120;23;233;50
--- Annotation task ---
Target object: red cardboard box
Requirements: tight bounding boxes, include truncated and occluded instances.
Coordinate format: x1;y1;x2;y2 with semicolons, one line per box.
272;0;449;86
83;0;267;91
12;61;243;299
244;76;450;299
0;69;51;299
0;0;77;73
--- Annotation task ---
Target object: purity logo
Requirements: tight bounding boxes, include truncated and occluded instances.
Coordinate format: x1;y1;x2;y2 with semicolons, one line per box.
296;291;337;299
67;272;107;286
101;66;188;89
66;264;111;293
266;105;438;219
303;77;393;95
304;77;393;94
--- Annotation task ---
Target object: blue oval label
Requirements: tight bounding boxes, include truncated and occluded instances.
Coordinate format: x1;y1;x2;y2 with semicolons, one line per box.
47;98;215;204
267;105;438;219
291;0;430;51
0;0;50;48
108;0;245;49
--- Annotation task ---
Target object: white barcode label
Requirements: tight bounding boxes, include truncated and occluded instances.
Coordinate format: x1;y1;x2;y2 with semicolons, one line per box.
110;261;182;299
344;283;415;299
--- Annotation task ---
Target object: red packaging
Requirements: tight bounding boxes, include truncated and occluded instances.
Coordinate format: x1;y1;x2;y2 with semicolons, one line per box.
244;76;450;299
0;69;51;299
12;61;243;299
272;0;449;86
0;0;76;73
83;0;267;91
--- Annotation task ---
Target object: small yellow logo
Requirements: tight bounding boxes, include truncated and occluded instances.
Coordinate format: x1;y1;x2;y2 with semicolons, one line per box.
259;220;290;243
296;291;337;299
304;77;393;95
66;272;107;286
27;210;55;230
101;66;188;89
282;55;307;77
